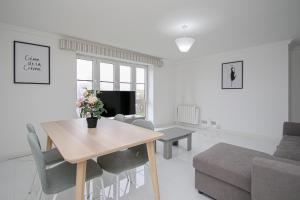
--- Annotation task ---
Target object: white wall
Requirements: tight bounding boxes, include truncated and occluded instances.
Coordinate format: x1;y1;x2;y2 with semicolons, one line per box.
0;23;77;160
175;41;290;138
0;22;289;159
152;62;176;127
0;23;175;160
289;46;300;122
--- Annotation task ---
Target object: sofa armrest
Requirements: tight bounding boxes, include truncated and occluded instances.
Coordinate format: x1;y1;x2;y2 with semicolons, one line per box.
283;122;300;136
252;157;300;200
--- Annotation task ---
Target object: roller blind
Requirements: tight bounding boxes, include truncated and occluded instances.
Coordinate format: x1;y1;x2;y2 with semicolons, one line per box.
60;38;163;67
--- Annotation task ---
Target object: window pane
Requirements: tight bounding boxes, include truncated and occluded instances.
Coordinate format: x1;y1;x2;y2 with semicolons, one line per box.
77;59;93;80
120;65;131;82
77;81;92;99
120;83;131;91
100;63;114;82
100;82;114;91
136;102;146;116
136;84;145;100
136;68;145;83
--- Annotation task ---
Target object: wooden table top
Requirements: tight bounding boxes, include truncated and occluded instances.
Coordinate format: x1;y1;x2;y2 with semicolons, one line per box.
41;118;163;164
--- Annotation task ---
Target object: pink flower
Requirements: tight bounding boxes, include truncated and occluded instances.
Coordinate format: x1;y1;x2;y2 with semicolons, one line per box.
88;96;98;105
83;90;89;97
85;112;91;118
75;100;82;108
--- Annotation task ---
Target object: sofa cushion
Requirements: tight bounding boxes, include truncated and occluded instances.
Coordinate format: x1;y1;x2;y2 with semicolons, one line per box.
283;122;300;136
193;143;272;192
273;135;300;161
266;156;300;166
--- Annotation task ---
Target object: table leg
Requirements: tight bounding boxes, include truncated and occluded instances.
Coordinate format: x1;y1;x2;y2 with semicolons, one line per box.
163;141;172;159
46;136;53;151
114;175;120;200
187;134;192;151
146;141;160;200
76;161;87;200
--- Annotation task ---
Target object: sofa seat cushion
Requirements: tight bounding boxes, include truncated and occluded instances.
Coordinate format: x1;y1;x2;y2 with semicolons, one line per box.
273;135;300;161
193;143;271;192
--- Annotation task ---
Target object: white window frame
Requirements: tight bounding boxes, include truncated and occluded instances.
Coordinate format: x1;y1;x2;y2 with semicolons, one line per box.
76;56;96;98
134;65;148;116
119;64;133;91
99;60;115;91
76;54;148;117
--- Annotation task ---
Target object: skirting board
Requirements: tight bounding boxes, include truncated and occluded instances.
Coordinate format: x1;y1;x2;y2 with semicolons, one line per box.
0;151;32;163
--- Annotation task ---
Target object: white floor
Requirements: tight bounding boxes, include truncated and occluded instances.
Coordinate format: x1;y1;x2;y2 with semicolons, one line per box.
0;126;280;200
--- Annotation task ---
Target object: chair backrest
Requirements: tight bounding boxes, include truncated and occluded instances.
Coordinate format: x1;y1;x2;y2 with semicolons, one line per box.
114;114;125;122
131;119;154;164
26;123;41;149
132;119;154;130
27;133;47;191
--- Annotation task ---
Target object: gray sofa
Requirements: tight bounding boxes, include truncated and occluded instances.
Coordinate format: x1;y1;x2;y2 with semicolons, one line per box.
193;122;300;200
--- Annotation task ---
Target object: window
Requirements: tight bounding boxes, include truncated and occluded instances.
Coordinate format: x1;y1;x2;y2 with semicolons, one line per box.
120;65;131;91
76;57;148;117
136;67;146;116
76;59;93;99
100;62;114;91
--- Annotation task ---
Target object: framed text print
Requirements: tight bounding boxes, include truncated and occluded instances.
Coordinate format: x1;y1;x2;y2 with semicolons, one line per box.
222;61;243;89
14;41;50;84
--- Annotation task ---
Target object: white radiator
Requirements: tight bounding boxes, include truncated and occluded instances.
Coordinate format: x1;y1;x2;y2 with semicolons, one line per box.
176;104;200;125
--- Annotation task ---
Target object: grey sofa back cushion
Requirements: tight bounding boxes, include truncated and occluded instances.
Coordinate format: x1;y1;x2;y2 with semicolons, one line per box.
267;156;300;166
283;122;300;136
252;157;300;200
273;136;300;161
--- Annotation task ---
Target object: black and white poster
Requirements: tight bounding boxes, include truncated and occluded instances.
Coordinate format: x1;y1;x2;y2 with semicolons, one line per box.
14;41;50;84
222;61;243;89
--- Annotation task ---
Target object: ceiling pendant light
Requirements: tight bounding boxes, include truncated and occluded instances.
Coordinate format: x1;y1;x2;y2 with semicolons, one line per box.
175;25;195;53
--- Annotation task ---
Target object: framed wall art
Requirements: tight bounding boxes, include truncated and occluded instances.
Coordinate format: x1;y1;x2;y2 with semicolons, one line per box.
222;61;243;89
14;41;50;84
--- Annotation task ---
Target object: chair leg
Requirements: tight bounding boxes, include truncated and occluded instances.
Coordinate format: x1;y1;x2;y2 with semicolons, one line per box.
127;169;137;185
39;192;57;200
124;175;130;195
107;185;112;199
116;175;120;200
38;189;43;200
126;171;130;182
100;178;106;200
28;169;37;194
52;194;57;200
86;180;91;200
113;175;120;200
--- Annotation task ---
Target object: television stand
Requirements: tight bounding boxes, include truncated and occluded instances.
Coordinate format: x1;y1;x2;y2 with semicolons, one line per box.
123;114;145;124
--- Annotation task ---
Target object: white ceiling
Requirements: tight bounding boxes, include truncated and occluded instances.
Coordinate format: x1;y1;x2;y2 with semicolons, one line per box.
0;0;300;60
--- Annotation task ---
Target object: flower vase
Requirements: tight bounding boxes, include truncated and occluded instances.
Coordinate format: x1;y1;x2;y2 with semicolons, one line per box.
86;117;98;128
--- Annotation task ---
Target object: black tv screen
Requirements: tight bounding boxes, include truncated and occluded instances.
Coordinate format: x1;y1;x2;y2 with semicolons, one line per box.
97;91;136;117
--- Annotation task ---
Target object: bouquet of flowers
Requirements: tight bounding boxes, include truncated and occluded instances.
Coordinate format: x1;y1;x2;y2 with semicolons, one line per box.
76;89;106;119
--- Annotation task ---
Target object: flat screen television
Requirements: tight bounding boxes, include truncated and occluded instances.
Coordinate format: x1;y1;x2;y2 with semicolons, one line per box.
97;91;136;117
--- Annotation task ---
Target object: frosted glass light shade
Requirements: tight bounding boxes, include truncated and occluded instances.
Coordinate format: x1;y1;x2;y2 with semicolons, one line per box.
175;37;195;52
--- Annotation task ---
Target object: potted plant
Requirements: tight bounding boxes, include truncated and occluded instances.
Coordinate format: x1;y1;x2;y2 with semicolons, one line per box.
76;89;106;128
